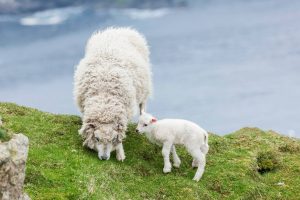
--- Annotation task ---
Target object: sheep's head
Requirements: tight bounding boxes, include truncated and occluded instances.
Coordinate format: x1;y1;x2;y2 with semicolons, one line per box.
136;111;157;134
79;122;125;160
94;124;125;160
79;97;128;160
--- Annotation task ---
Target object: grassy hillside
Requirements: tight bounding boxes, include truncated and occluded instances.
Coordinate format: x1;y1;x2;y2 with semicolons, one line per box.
0;102;299;200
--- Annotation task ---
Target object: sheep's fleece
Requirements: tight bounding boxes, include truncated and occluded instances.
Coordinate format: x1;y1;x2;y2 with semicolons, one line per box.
74;27;152;151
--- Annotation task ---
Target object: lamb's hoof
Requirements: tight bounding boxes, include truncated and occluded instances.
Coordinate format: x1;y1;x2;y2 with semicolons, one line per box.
173;162;181;168
163;167;171;173
193;177;200;182
192;160;198;168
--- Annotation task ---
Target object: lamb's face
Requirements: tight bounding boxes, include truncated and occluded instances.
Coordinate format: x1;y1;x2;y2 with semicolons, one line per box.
94;124;120;160
136;112;157;134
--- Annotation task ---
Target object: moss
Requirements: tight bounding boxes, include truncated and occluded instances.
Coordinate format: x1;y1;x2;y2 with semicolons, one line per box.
0;127;11;142
0;102;300;199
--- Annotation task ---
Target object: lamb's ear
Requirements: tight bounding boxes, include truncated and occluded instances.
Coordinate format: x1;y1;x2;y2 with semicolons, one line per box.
151;118;157;123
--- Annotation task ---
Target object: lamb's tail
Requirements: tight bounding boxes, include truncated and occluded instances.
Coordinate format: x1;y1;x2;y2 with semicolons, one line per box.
200;131;209;154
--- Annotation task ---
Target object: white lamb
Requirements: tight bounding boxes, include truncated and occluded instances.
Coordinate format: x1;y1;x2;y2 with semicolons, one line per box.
74;27;152;161
136;112;209;181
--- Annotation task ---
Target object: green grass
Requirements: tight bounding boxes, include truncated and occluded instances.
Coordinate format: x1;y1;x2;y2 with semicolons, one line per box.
0;102;300;200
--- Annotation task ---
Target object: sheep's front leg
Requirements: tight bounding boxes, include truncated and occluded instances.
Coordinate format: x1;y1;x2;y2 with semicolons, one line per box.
96;144;105;160
172;145;181;168
162;142;172;173
116;143;126;162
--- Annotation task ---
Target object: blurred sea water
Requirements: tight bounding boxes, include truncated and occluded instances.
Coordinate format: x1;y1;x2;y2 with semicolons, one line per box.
0;0;300;136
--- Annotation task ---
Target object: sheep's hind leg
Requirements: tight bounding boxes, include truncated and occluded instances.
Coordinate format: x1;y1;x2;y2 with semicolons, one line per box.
162;142;172;173
139;101;147;115
172;145;181;168
188;148;206;182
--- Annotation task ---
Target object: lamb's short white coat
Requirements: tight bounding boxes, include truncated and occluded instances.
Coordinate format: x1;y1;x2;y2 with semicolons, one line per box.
74;27;152;161
137;112;209;181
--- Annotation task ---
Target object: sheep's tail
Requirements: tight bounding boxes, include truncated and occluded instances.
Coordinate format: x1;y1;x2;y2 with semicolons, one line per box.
200;131;209;155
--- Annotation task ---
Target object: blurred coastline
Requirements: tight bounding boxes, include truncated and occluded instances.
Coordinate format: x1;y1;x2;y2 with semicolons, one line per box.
0;0;187;14
0;0;300;137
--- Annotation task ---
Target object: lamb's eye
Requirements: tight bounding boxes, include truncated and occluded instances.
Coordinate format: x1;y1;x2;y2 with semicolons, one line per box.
95;137;100;142
143;123;148;127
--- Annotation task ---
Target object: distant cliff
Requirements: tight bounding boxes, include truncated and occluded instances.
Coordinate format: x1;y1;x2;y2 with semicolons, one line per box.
0;0;187;14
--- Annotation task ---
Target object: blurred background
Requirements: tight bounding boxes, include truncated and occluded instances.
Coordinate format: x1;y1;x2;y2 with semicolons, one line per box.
0;0;299;137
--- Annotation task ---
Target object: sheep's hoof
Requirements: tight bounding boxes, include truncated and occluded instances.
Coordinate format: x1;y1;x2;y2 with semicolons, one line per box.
118;157;125;162
192;176;201;182
163;167;171;173
116;154;126;162
173;162;181;168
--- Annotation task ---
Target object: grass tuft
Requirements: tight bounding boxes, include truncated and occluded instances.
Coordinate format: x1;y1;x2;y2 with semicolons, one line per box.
278;142;300;153
256;151;281;174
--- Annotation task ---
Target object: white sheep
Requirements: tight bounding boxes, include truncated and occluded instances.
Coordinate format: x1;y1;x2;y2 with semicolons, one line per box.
136;112;209;181
74;27;152;161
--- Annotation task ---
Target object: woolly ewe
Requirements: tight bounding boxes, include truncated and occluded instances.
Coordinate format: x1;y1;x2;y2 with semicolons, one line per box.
137;112;209;181
74;27;152;161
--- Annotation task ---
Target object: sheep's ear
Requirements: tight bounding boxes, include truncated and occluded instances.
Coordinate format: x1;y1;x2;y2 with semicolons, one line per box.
140;109;145;115
116;134;122;142
79;123;95;136
151;118;157;123
117;124;122;131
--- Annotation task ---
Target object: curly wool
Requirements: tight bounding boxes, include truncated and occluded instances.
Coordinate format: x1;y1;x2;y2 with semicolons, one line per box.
74;27;152;150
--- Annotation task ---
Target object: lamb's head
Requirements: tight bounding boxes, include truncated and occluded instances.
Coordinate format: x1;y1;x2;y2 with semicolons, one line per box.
80;123;125;160
136;112;157;134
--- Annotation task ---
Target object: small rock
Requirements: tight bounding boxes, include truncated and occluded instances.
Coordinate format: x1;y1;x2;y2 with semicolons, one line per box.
276;182;285;186
0;133;30;199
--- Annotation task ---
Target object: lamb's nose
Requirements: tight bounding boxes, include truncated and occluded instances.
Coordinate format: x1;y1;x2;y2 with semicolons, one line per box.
101;155;108;160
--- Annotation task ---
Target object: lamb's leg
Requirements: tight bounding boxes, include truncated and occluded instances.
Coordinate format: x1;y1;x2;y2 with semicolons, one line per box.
162;142;172;173
188;148;206;182
172;145;181;168
116;143;126;162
